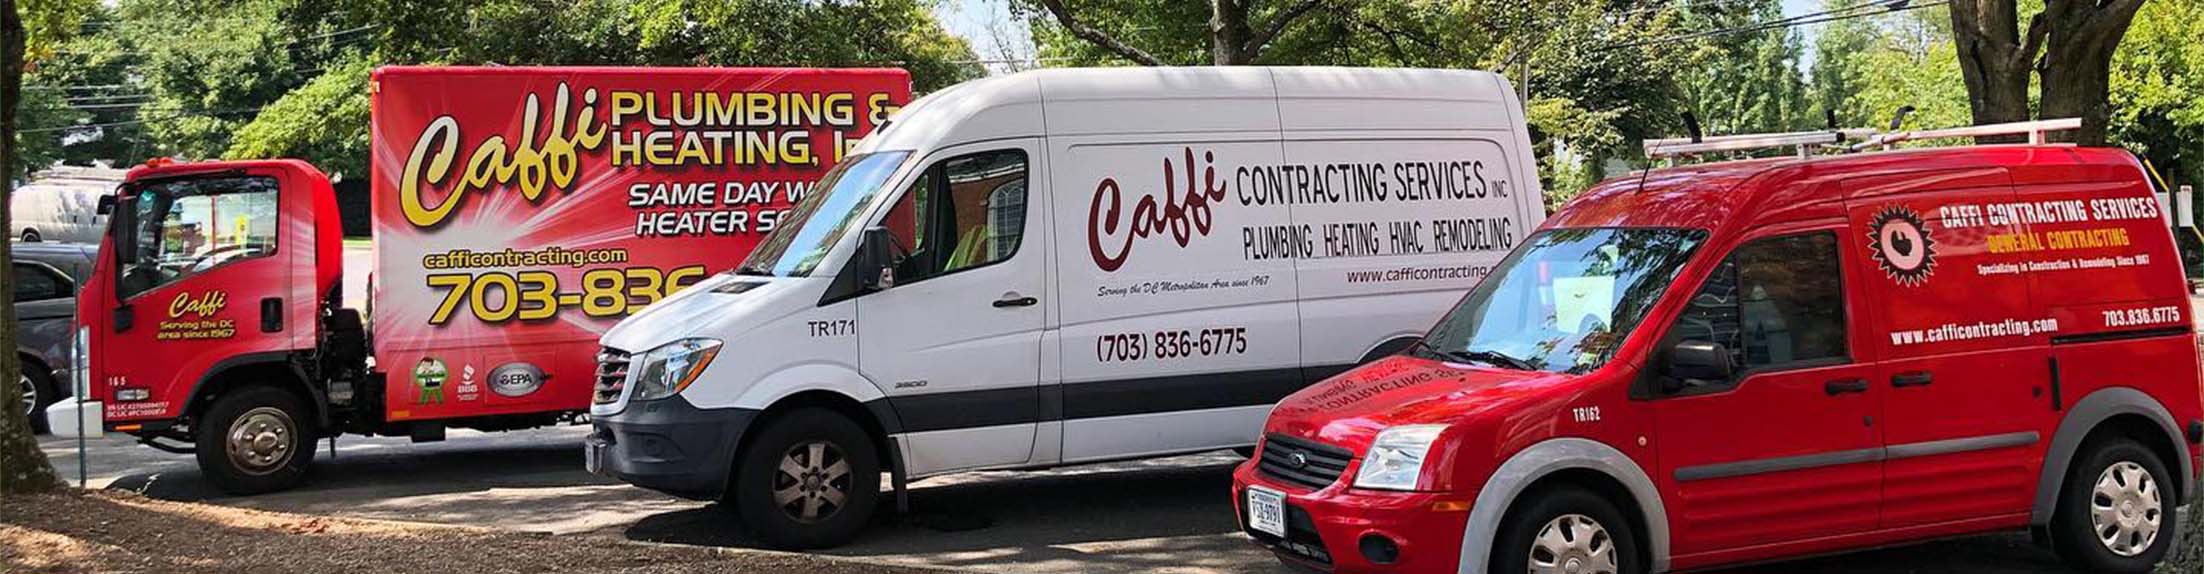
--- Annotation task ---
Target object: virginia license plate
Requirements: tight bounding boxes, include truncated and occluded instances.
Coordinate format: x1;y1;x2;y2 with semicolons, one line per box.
1246;486;1287;538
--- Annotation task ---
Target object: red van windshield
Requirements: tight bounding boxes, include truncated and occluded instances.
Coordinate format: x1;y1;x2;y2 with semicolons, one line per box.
1419;227;1706;373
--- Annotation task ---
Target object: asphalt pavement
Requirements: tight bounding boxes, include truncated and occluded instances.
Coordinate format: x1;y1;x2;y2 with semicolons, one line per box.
35;427;2091;574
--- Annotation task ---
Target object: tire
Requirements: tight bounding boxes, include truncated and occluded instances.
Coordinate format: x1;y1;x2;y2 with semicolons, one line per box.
1491;485;1643;574
2049;437;2177;573
731;408;880;549
20;229;39;242
193;387;315;495
20;363;54;435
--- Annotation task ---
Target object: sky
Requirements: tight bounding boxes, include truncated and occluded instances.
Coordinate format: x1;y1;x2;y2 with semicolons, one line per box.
934;0;1836;75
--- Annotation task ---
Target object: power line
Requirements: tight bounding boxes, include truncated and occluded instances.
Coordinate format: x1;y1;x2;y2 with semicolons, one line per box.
1597;0;1944;52
50;24;375;56
22;108;265;135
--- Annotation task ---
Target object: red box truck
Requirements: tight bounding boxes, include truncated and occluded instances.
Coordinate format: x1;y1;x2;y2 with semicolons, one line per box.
63;66;910;493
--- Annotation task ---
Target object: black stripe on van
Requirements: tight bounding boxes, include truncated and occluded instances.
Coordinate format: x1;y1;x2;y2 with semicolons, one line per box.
880;363;1359;434
2049;326;2191;345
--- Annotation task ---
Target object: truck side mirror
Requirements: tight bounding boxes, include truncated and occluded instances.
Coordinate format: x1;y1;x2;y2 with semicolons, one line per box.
1663;340;1732;391
96;195;116;216
860;226;897;290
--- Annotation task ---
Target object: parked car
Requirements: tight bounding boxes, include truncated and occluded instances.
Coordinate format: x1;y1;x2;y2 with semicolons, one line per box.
1234;128;2204;574
13;241;95;434
10;166;121;244
589;66;1550;549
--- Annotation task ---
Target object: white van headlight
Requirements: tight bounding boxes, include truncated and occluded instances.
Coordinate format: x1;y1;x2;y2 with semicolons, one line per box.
629;338;723;401
1352;424;1447;491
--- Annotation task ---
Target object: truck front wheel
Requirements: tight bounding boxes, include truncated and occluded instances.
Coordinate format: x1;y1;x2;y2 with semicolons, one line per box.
194;387;315;494
730;407;879;549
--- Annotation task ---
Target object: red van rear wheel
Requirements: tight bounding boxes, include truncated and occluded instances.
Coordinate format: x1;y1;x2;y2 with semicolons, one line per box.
194;387;316;495
2049;437;2175;573
1491;485;1642;574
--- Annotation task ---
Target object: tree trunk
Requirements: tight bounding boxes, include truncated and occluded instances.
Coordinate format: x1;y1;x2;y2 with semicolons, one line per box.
1948;0;2034;139
2035;0;2142;145
1949;0;2144;145
1210;0;1254;65
0;0;65;497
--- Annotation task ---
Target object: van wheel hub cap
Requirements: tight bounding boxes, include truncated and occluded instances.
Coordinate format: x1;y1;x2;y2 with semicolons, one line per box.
2090;461;2161;557
225;407;295;475
772;441;851;524
1529;514;1617;574
16;375;35;418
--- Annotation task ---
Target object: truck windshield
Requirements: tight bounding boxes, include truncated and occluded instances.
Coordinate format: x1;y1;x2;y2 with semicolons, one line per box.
737;151;911;277
1418;228;1707;374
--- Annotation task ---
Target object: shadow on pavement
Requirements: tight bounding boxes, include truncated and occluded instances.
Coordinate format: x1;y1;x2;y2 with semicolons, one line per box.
625;453;1292;574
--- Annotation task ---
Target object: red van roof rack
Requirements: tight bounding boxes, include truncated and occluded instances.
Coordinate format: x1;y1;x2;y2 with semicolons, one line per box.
1849;117;2083;151
1642;118;2084;161
1644;128;1878;160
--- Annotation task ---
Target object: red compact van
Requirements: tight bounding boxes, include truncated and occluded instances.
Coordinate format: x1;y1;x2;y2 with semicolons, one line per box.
1234;130;2204;574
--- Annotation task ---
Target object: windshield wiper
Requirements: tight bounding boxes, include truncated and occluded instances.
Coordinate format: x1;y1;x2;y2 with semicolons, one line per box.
1413;340;1536;371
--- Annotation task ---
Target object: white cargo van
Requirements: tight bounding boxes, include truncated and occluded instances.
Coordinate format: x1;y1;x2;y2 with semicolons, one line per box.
587;66;1546;548
9;166;120;243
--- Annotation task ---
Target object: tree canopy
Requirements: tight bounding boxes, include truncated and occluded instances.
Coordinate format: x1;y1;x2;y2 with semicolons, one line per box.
17;0;981;179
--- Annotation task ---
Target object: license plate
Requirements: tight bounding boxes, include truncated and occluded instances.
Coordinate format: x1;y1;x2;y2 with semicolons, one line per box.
1246;486;1287;538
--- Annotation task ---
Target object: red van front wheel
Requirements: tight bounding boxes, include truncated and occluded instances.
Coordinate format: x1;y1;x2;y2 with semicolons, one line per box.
2049;437;2176;573
1491;485;1642;574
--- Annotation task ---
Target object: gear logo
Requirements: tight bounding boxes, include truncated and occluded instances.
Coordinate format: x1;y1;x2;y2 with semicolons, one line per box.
1868;206;1936;287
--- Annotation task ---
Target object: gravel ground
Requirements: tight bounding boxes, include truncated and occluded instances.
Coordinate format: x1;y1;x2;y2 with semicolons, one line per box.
0;491;942;574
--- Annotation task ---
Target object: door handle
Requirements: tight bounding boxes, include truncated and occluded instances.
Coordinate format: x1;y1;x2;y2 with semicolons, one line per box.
992;295;1038;308
1824;378;1869;396
1892;371;1934;388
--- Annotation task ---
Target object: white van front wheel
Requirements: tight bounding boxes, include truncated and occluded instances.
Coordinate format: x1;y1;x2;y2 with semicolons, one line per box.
732;408;879;549
19;229;38;243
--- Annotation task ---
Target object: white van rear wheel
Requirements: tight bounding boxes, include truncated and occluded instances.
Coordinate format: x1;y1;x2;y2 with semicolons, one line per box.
20;229;39;242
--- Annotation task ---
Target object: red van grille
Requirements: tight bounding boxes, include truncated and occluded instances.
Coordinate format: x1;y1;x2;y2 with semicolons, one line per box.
593;348;631;404
1258;434;1354;490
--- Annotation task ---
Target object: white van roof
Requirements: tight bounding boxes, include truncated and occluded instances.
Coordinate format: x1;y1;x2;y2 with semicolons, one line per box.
859;67;1521;153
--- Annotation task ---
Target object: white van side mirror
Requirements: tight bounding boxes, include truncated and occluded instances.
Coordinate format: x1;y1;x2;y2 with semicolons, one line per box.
860;226;898;290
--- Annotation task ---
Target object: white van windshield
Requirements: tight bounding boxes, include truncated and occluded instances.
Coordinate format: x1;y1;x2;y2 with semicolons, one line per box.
1417;228;1707;374
736;151;911;277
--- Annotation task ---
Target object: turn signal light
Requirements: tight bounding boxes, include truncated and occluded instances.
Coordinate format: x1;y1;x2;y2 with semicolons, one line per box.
1429;499;1472;512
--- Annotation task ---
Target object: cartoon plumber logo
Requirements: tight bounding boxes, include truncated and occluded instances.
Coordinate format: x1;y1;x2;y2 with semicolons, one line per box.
1868;206;1937;287
413;357;449;405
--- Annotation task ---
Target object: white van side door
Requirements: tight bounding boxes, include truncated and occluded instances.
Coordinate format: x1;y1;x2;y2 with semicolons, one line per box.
859;139;1048;476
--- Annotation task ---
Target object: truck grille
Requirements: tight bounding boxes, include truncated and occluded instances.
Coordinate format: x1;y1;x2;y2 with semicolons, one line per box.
593;348;631;404
1258;434;1355;490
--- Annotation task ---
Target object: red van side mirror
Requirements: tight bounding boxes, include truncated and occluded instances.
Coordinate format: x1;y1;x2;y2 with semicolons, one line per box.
1664;341;1733;389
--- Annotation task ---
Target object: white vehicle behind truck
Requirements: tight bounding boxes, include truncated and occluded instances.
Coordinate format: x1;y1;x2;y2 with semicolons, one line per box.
586;66;1547;548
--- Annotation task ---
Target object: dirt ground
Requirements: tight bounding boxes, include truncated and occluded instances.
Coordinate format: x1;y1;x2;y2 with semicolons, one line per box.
0;490;941;574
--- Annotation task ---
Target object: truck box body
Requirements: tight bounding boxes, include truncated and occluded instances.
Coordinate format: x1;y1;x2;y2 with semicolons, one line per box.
369;66;910;422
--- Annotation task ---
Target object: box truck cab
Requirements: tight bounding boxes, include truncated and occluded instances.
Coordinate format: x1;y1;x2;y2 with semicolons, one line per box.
589;66;1548;548
1233;124;2204;574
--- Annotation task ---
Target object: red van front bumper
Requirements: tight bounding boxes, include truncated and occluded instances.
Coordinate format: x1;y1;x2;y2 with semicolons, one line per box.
1231;459;1472;574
